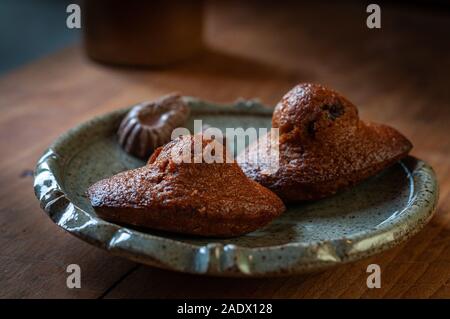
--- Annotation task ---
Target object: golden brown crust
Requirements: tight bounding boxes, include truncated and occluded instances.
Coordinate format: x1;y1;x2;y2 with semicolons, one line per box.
238;83;412;202
88;135;285;237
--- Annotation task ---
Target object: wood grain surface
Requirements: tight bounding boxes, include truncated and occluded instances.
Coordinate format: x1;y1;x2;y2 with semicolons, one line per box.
0;1;449;298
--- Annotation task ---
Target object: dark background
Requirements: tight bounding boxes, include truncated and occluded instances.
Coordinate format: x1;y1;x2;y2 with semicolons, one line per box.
0;0;80;74
1;0;449;74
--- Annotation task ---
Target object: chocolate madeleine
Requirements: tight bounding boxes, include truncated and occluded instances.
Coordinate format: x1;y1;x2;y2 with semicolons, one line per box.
88;135;285;237
238;83;412;202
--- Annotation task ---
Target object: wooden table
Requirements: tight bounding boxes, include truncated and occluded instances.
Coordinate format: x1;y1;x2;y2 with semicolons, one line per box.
1;1;449;298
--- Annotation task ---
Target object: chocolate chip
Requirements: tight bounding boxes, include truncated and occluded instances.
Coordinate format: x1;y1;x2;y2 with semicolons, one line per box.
322;103;344;120
307;120;316;137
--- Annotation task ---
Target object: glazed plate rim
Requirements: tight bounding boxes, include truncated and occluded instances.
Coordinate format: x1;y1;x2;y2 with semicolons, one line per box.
33;97;439;277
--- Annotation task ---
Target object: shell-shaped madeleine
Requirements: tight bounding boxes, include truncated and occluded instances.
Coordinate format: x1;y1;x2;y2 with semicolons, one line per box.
238;83;413;202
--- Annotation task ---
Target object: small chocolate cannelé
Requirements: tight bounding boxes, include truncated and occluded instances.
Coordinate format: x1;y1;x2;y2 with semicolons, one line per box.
118;94;190;159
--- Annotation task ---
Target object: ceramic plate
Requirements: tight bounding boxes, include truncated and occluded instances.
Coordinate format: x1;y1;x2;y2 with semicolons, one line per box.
34;97;438;277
